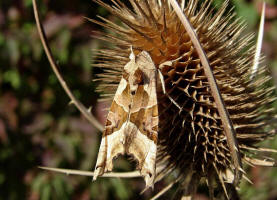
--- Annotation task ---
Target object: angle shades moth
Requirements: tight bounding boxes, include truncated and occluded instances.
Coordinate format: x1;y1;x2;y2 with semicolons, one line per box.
93;49;159;188
93;47;183;188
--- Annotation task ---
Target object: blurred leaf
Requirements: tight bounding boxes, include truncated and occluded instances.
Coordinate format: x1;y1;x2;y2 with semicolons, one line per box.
0;173;5;185
0;148;13;160
6;37;20;66
53;176;70;199
48;74;58;85
73;89;81;99
3;70;21;89
41;184;51;200
53;29;71;64
23;0;33;7
111;179;130;200
31;38;43;61
32;174;45;192
0;34;4;46
233;0;258;29
81;45;91;70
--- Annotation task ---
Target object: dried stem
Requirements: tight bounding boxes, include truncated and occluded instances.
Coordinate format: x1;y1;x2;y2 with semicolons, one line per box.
39;166;141;178
32;0;104;132
168;0;242;185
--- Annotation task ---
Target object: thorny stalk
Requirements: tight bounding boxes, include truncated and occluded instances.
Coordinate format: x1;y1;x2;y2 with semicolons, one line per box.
168;0;242;185
39;167;141;178
32;0;104;132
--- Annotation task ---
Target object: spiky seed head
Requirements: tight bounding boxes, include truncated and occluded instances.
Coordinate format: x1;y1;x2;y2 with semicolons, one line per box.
92;0;277;198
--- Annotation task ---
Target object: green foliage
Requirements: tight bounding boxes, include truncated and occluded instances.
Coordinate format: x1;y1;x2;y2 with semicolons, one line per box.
0;0;277;199
3;69;21;89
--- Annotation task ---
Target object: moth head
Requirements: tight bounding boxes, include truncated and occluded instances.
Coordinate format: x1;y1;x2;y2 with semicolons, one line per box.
123;61;144;95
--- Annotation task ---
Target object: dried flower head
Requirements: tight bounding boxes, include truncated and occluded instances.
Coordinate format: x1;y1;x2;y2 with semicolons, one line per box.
92;0;277;198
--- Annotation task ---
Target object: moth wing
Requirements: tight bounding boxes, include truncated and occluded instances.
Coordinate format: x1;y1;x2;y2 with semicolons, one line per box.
93;77;131;180
126;51;158;188
94;51;158;189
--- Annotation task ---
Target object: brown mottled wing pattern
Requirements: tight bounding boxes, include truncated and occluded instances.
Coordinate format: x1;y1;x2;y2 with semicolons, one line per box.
93;51;158;188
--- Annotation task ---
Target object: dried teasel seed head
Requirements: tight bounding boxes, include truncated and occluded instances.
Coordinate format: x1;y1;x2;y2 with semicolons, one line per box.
92;0;277;198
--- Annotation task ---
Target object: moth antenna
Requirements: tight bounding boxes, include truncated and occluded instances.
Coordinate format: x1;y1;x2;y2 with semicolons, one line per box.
250;2;266;80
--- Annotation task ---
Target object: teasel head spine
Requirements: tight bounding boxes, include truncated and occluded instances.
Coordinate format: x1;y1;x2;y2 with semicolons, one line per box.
92;0;277;198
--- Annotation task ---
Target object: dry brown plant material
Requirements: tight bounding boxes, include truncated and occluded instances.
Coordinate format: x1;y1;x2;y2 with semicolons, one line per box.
92;0;277;199
33;0;277;199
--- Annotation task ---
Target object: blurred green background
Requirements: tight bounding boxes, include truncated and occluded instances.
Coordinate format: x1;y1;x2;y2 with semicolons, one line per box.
0;0;277;199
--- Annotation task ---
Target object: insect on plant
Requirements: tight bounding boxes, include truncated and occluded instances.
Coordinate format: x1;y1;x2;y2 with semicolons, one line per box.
32;0;277;199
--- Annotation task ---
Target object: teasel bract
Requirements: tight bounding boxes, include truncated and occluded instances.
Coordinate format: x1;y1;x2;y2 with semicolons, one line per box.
91;0;277;199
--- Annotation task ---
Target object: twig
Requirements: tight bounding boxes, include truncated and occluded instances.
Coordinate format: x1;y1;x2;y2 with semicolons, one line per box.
168;0;242;185
39;166;141;178
32;0;104;132
250;2;265;80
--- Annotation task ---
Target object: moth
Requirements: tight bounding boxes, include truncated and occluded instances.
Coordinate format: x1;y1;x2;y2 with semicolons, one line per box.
93;49;159;188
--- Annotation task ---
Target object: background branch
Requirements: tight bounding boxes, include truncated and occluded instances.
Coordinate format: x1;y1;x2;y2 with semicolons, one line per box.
39;167;141;178
32;0;104;132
